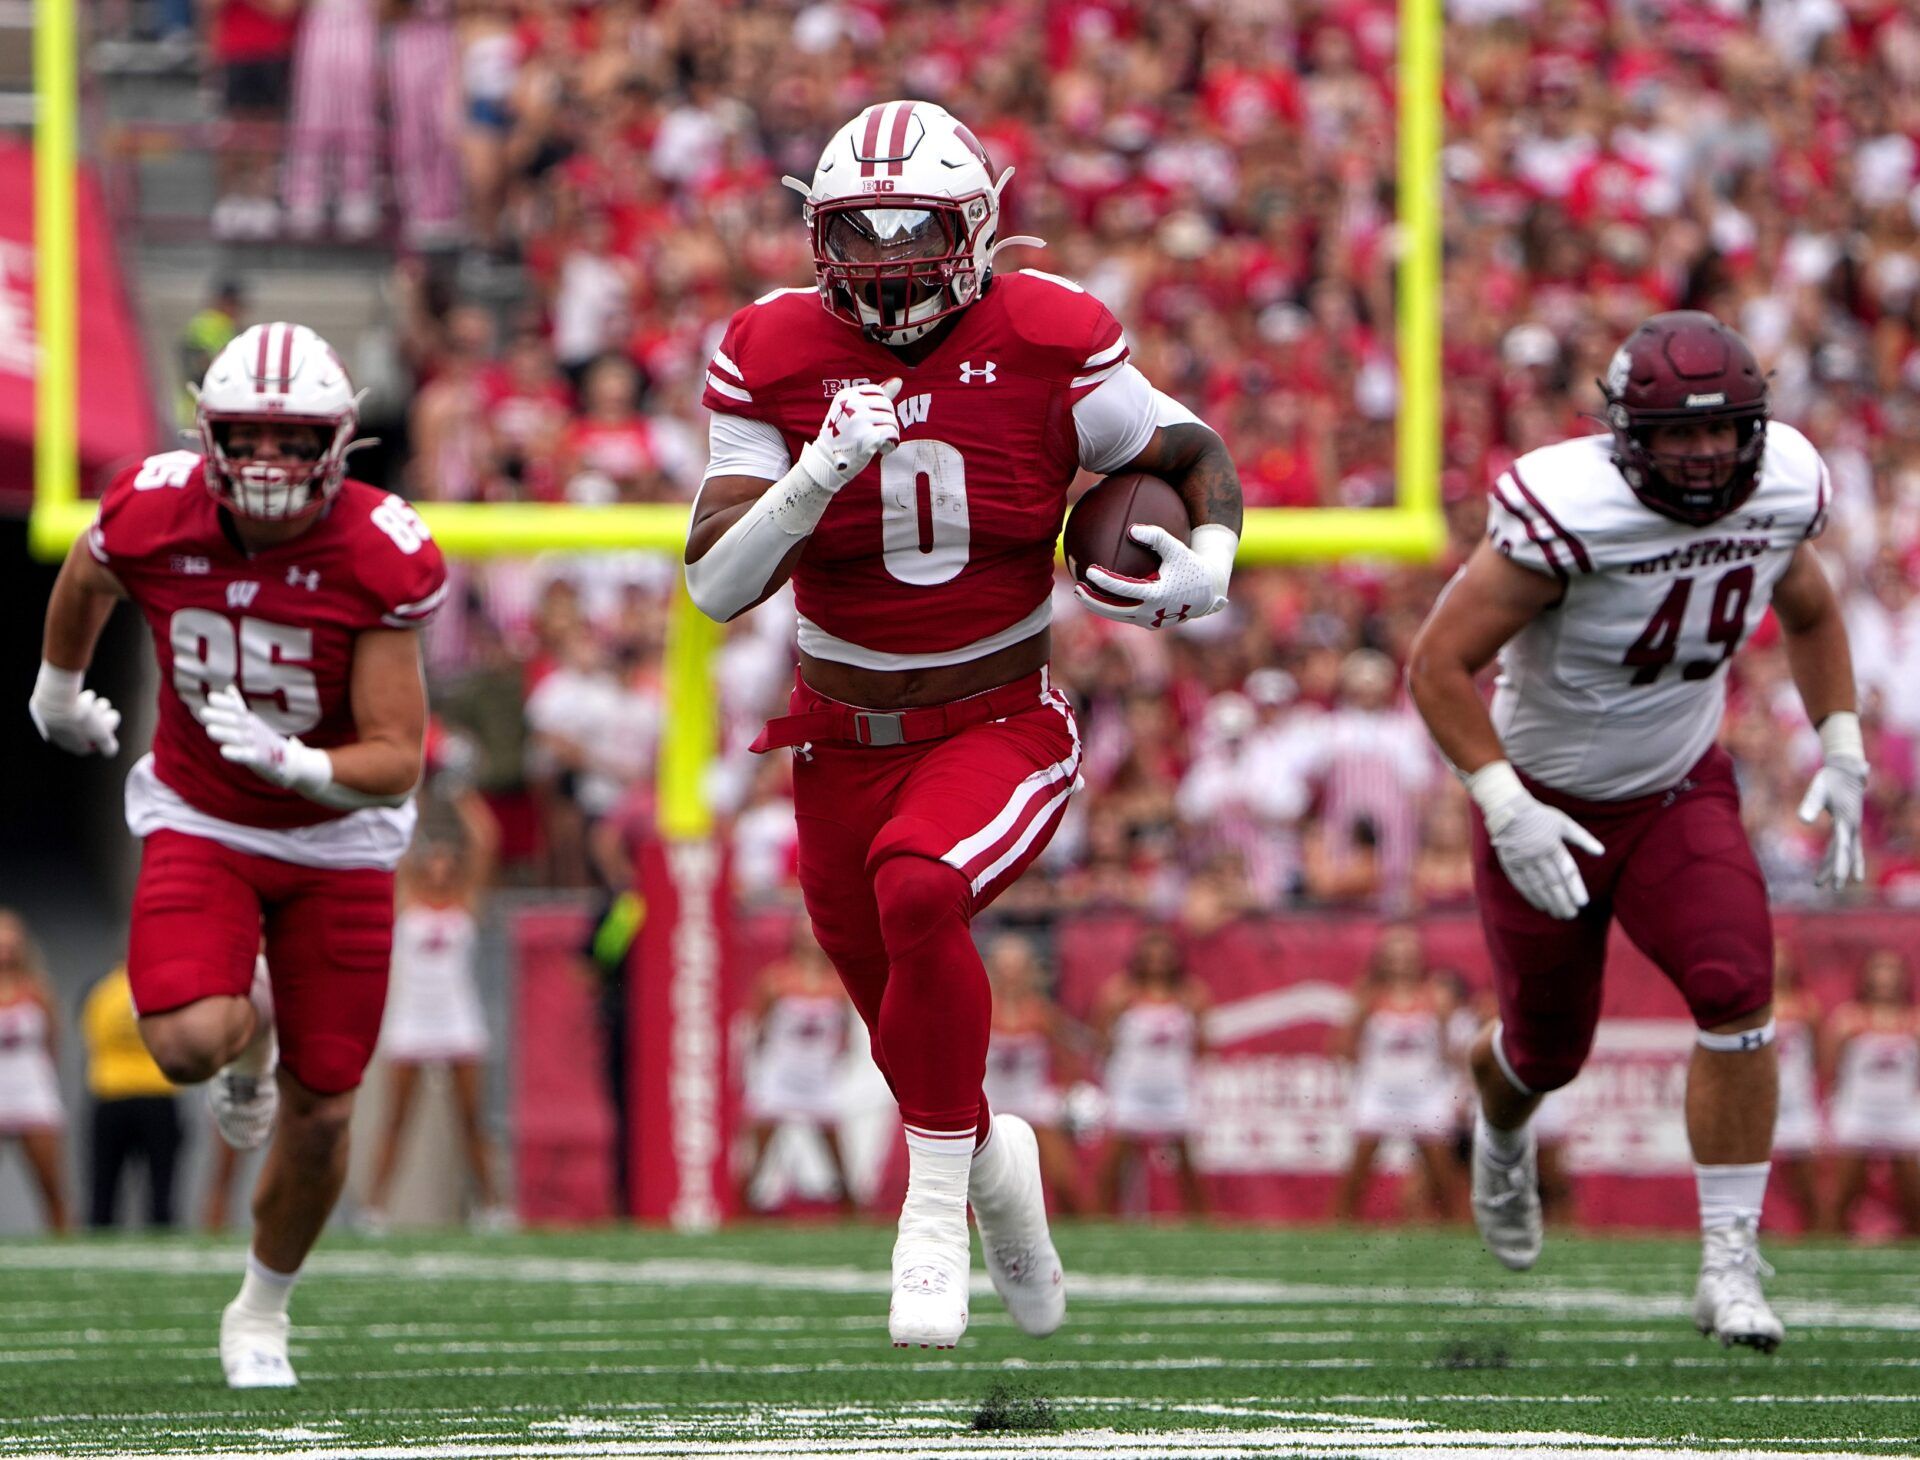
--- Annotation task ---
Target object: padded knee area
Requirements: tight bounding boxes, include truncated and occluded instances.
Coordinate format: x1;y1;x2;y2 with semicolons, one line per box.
873;854;970;959
1684;958;1774;1033
1500;1021;1588;1095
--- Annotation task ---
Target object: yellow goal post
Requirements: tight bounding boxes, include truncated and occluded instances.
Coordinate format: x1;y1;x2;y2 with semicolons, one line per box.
30;0;1443;837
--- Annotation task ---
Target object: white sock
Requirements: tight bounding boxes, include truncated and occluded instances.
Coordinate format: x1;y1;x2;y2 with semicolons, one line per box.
235;1251;298;1318
229;959;276;1078
969;1118;1009;1195
901;1127;974;1254
1695;1161;1769;1232
1476;1110;1529;1166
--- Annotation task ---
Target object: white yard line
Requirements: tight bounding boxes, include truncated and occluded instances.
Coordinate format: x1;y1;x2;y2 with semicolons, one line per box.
2;1248;1914;1335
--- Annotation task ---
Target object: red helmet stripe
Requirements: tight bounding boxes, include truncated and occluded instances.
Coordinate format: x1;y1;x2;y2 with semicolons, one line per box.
254;325;272;386
277;323;295;389
858;104;886;178
887;100;914;176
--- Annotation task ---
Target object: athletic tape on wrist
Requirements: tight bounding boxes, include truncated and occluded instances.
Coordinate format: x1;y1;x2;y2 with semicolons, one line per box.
1696;1019;1775;1053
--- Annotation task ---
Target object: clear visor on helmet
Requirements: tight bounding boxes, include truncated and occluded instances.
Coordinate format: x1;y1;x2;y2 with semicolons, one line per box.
821;207;959;266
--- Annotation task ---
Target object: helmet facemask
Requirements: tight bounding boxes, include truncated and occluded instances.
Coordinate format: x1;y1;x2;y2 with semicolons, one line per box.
1608;402;1768;526
200;414;358;521
810;195;992;344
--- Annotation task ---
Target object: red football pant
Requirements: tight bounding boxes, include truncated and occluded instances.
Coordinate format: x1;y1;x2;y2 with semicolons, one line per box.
128;829;395;1095
787;671;1080;1135
1472;747;1773;1093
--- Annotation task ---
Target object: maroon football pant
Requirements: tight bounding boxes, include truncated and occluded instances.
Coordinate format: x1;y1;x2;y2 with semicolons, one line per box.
129;828;395;1095
786;671;1080;1136
1471;747;1773;1094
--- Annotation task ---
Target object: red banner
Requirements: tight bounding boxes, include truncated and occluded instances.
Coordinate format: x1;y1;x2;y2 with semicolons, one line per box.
633;837;740;1227
1057;909;1920;1228
0;139;160;509
510;906;618;1225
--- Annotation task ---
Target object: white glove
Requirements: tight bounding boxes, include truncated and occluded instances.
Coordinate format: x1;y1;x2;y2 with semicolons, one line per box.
29;662;120;757
1076;523;1233;630
797;377;902;490
201;684;332;797
1467;760;1605;921
1797;711;1867;889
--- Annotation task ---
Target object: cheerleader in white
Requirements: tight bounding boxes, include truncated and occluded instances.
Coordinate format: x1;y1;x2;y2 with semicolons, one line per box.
364;793;507;1231
1094;929;1208;1216
1332;925;1461;1223
1821;950;1920;1234
739;927;854;1210
0;910;69;1233
983;934;1082;1214
1771;940;1823;1227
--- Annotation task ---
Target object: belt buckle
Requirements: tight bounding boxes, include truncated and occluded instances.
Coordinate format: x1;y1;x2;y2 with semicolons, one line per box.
854;710;906;747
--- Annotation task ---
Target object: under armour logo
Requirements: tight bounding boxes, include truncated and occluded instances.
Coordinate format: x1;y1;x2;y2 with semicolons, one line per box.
226;581;260;609
1740;513;1778;530
286;566;320;591
1738;1030;1765;1051
1150;604;1193;628
959;360;996;384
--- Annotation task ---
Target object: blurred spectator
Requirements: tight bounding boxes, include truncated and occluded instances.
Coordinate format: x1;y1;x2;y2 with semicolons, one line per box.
176;277;247;428
1820;949;1920;1235
738;926;855;1213
0;911;70;1234
284;0;382;240
386;0;465;252
1770;936;1823;1230
210;0;303;240
983;934;1084;1215
1093;929;1207;1217
81;966;181;1230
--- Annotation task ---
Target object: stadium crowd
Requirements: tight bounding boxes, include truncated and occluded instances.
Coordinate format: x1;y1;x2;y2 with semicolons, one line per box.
111;0;1920;912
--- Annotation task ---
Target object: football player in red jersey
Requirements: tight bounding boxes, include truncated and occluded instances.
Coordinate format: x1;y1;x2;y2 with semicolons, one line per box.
685;100;1242;1349
31;323;447;1388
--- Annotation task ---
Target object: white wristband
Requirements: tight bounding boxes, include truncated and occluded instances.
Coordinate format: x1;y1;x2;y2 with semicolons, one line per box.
279;736;336;799
1817;710;1864;764
32;662;83;711
1464;760;1525;820
1189;523;1239;600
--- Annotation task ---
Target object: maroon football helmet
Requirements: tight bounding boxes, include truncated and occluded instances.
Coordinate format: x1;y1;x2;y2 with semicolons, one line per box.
1600;311;1770;526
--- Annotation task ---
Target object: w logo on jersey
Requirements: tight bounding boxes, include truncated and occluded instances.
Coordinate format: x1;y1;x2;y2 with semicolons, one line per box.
226;581;260;610
896;393;933;429
958;360;996;384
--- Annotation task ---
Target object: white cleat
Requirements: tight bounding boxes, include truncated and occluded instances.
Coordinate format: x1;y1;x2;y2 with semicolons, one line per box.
889;1212;970;1350
220;1300;297;1388
208;1062;278;1152
1694;1218;1784;1354
1471;1120;1543;1272
969;1114;1066;1338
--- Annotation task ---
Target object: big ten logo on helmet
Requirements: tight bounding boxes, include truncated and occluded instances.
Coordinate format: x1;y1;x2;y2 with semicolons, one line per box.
822;377;874;397
860;179;897;193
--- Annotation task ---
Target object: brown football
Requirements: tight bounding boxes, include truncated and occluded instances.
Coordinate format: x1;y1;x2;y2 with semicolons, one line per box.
1063;472;1192;605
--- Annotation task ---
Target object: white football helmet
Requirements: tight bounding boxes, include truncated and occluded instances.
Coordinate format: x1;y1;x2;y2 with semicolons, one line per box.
195;321;362;520
784;101;1042;344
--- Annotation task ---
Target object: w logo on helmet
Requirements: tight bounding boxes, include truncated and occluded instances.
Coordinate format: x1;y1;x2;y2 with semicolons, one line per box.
958;361;996;384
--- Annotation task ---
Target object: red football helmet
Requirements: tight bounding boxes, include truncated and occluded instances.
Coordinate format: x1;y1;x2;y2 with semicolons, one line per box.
1600;311;1770;526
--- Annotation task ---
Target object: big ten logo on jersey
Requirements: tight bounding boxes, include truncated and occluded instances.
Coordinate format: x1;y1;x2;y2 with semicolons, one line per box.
896;393;933;429
822;377;874;397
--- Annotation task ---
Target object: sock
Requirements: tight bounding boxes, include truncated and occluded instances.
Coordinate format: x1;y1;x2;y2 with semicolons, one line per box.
229;958;276;1078
970;1116;1008;1193
872;856;990;1133
1476;1110;1529;1166
900;1127;975;1258
235;1251;299;1318
1695;1161;1769;1232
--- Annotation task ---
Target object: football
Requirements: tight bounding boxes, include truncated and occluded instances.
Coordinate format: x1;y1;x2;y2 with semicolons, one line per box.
1062;472;1192;605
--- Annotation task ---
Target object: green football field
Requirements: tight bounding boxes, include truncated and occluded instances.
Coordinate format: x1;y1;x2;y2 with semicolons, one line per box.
0;1223;1915;1458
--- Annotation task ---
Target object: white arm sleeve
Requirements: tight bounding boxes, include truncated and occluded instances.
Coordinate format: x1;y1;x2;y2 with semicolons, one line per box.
1073;363;1203;475
703;411;792;484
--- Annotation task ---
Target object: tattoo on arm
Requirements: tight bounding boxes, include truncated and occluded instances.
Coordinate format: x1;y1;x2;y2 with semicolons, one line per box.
1126;423;1244;534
